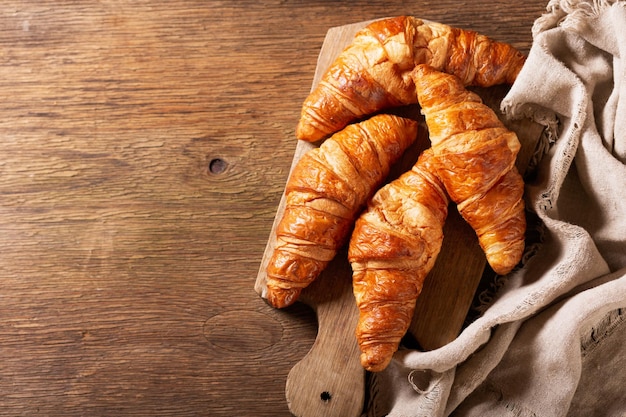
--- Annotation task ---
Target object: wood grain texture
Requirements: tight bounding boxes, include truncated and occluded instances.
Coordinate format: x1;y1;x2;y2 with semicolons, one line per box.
0;1;547;416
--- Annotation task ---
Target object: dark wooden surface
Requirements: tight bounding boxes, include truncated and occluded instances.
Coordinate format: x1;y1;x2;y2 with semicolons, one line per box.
0;1;547;416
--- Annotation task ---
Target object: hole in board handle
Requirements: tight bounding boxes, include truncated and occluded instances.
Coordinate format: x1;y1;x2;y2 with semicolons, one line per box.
320;391;332;402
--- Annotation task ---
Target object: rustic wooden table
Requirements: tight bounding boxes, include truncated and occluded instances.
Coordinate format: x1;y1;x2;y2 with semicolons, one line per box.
0;1;548;415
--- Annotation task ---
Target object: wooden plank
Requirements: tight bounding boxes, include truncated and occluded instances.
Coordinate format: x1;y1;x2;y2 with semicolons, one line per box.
0;1;546;416
0;3;323;416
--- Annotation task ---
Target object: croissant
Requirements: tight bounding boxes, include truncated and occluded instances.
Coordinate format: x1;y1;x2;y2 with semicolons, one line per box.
412;64;525;275
265;114;418;308
348;148;449;372
297;16;526;142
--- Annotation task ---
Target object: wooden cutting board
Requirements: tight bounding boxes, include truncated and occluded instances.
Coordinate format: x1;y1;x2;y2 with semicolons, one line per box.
255;19;543;417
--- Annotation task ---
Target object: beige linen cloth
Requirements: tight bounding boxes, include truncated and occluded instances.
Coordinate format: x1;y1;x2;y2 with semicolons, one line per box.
365;1;626;416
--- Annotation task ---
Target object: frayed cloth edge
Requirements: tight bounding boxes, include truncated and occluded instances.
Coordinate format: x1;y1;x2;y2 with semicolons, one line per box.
580;308;626;357
533;0;621;36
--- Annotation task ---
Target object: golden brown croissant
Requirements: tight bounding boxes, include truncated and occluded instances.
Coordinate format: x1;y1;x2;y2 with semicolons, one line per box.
412;64;525;275
348;148;449;372
297;16;526;142
265;114;418;308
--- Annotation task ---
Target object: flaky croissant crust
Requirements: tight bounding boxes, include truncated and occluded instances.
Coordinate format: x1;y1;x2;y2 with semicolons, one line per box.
412;64;526;275
297;16;526;142
265;114;418;308
348;148;448;372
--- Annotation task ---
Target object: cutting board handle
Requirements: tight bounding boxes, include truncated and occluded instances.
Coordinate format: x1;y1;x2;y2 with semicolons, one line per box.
284;254;365;417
